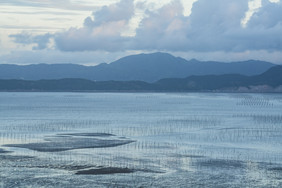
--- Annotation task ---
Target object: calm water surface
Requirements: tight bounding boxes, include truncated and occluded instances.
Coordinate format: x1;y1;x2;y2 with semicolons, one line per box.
1;92;282;187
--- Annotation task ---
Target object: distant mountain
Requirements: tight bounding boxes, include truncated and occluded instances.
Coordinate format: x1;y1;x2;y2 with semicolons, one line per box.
251;65;282;87
1;66;281;92
0;52;275;82
108;53;275;82
155;65;282;92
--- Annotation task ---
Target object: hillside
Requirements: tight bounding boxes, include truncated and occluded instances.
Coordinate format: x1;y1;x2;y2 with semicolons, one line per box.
0;66;281;92
0;52;275;82
155;65;282;92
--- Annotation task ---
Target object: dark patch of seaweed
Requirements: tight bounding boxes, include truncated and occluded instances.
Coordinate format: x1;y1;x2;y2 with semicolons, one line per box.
75;167;135;175
269;167;282;171
170;153;206;159
199;159;244;169
0;155;34;161
57;133;114;137
0;148;12;154
4;132;134;152
75;167;163;175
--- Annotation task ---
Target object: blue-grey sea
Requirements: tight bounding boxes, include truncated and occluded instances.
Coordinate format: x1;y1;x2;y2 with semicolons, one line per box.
1;92;282;187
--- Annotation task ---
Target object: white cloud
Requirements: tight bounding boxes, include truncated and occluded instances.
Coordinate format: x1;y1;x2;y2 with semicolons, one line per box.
132;1;189;50
83;0;134;28
241;0;262;27
181;0;198;16
5;0;282;64
54;0;135;52
269;0;280;3
0;5;90;34
0;0;119;11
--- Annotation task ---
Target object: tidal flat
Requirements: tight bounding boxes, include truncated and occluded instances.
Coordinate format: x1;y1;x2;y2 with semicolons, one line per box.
1;92;282;187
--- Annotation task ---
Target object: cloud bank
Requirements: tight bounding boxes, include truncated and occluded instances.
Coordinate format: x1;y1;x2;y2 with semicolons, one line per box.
10;0;282;53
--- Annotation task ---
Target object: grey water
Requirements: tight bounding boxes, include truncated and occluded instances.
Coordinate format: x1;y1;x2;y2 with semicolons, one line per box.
1;92;282;187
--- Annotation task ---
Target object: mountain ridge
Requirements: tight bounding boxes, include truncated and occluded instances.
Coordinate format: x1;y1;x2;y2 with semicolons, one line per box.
1;65;281;92
0;52;275;82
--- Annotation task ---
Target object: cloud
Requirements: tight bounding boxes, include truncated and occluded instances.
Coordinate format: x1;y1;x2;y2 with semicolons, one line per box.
233;0;282;51
9;0;282;53
132;0;282;52
185;0;249;51
131;0;249;52
132;1;189;51
248;0;282;28
83;0;134;28
0;0;108;11
54;0;134;52
0;49;132;65
9;32;52;50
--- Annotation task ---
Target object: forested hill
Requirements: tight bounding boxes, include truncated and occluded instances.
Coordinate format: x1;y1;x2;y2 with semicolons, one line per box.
0;66;281;92
0;52;274;82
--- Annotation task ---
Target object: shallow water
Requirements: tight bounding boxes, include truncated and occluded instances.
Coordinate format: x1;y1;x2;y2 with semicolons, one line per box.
1;92;282;187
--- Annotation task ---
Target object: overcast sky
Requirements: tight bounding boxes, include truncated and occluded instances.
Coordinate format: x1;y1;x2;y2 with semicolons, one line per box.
0;0;281;65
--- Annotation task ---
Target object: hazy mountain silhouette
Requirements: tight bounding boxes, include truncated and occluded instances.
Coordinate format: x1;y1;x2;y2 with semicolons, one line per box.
1;66;281;92
0;52;275;82
155;65;282;91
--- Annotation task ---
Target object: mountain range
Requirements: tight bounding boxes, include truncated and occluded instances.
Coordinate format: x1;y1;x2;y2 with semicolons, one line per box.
1;65;282;92
0;52;275;82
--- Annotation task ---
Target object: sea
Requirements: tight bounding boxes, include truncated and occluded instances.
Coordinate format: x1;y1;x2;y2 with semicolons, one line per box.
1;92;282;187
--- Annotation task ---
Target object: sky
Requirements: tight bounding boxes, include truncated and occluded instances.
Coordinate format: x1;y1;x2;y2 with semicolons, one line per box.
0;0;282;65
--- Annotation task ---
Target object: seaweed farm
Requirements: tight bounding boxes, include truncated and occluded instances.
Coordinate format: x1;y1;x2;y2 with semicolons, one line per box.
1;92;282;187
